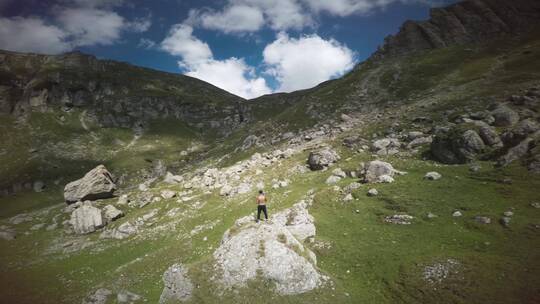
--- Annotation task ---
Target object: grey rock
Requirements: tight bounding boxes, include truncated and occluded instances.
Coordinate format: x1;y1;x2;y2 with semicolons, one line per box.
102;205;124;222
0;230;16;240
159;264;193;303
33;180;45;192
452;211;462;217
367;188;379;196
424;172;442;180
307;148;340;170
492;105;519;127
385;214;414;225
117;291;141;303
325;175;341;184
164;172;183;184
83;288;112;304
474;216;491;224
478;126;502;148
362;160;395;183
431;128;485;164
64;165;116;204
101;221;137;239
407;136;432;149
70;203;104;234
213;202;323;295
500;217;511;227
160;190;177;199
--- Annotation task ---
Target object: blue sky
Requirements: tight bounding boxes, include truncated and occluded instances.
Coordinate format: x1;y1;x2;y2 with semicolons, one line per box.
0;0;457;98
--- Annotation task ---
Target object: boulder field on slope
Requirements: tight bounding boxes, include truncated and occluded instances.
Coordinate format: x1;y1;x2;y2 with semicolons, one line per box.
212;201;326;295
64;165;116;204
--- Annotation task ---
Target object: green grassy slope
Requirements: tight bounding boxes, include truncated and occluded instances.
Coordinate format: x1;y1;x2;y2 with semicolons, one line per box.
0;30;539;304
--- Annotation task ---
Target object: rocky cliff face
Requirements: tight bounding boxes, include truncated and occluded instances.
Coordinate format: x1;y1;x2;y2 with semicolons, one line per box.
0;50;249;134
373;0;540;59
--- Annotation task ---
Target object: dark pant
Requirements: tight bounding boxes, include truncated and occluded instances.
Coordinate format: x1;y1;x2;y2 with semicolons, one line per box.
257;205;268;220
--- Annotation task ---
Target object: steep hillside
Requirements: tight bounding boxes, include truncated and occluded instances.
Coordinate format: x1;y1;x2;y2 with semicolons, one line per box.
1;0;540;303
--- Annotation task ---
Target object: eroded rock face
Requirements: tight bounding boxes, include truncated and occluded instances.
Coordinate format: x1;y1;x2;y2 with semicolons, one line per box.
213;202;324;295
373;0;540;59
307;148;340;170
64;165;116;204
70;203;104;234
159;264;193;303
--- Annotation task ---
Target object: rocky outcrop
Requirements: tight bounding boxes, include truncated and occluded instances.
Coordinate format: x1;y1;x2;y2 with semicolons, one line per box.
431;127;486;164
0;50;249;134
213;201;325;295
373;0;540;59
64;165;116;204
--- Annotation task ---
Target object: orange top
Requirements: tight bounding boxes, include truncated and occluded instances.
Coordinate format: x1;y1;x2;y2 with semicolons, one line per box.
256;194;267;205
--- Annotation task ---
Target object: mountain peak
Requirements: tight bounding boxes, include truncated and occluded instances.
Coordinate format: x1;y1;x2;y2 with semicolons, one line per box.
372;0;540;60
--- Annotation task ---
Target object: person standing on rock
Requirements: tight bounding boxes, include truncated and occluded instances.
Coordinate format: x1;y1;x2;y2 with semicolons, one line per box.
256;190;268;222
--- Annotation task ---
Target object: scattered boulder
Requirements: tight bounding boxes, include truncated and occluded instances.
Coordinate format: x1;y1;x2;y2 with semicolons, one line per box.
117;194;129;205
452;211;463;217
491;105;519;127
83;288;113;304
325;175;341;184
220;185;233;196
33;180;45;193
160;190;177;199
164;172;183;184
332;168;347;178
385;214;414;225
372;138;400;155
100;222;137;239
367;188;378;196
474;216;491;224
362;161;396;183
343;193;354;201
160;263;193;303
307;148;340;170
344;182;361;193
64;165;116;204
0;228;16;240
102;205;124;222
407;136;432;149
500;217;511;227
424;172;442;180
117;291;141;303
70;203;105;234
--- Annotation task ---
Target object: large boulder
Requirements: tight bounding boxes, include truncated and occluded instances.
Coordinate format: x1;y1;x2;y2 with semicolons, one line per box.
64;165;116;204
362;161;395;183
213;202;323;295
491;105;519;127
70;203;105;234
431;127;486;164
307;148;340;170
159;264;193;303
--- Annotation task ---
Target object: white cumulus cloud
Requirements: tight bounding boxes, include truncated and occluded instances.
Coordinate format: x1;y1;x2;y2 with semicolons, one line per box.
0;17;71;54
161;24;212;63
263;32;356;92
184;58;271;99
188;0;313;33
161;24;271;99
189;5;264;33
56;8;125;46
